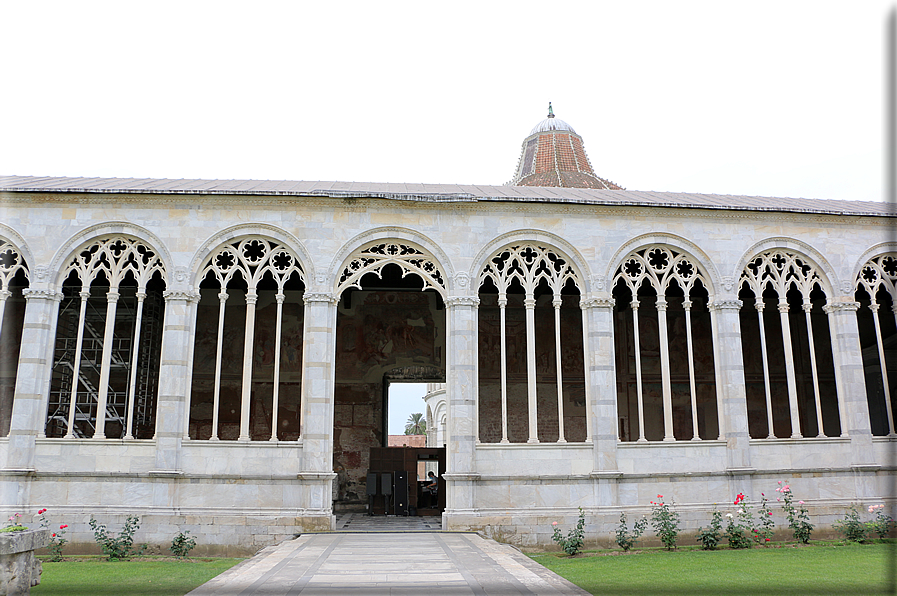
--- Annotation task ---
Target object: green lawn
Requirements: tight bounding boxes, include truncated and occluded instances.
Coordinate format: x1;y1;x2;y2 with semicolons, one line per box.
532;543;896;596
31;558;244;596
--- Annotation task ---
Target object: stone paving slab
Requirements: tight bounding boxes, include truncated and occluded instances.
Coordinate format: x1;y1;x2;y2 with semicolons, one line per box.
187;532;590;595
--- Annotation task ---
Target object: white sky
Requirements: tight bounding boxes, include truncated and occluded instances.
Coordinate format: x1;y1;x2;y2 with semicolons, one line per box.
1;2;893;202
387;383;428;436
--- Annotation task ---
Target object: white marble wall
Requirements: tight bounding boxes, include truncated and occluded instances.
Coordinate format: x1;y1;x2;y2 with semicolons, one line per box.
1;191;894;548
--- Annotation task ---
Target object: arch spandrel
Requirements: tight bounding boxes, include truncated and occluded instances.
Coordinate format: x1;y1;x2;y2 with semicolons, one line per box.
330;228;453;298
605;233;720;297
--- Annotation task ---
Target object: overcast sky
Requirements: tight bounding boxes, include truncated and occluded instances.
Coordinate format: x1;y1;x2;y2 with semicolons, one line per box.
1;2;893;202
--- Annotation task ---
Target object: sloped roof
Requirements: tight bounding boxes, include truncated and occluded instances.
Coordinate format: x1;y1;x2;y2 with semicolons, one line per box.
0;175;891;217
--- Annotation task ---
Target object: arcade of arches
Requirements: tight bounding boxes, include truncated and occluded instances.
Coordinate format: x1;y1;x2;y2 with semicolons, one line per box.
0;179;894;551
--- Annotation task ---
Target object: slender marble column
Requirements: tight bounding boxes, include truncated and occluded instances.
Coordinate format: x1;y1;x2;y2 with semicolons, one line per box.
238;290;258;441
868;303;895;436
683;299;700;440
5;289;63;471
709;297;752;471
631;299;646;442
553;295;566;443
802;301;825;437
152;290;199;473
0;289;10;343
524;295;538;443
656;297;675;441
755;299;776;438
94;290;120;439
778;299;802;438
270;292;285;441
64;290;90;439
498;294;509;443
210;291;228;441
124;290;146;440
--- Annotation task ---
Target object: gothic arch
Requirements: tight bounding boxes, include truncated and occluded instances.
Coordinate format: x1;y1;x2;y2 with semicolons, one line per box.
606;233;720;296
852;242;897;293
49;222;172;288
331;228;453;298
733;237;837;298
190;224;313;291
0;225;34;274
470;230;591;294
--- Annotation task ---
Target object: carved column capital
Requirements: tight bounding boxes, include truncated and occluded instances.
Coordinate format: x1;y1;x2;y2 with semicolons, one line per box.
303;292;338;305
445;296;480;308
709;298;743;312
822;301;860;314
21;288;64;302
162;290;201;303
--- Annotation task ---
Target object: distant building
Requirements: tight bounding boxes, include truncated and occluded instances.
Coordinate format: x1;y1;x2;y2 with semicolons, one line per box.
0;107;893;551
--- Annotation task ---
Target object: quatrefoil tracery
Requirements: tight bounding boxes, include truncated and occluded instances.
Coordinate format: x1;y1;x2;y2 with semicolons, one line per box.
856;253;897;305
64;237;164;291
0;240;29;290
614;246;706;297
739;250;823;301
201;238;304;291
479;245;580;295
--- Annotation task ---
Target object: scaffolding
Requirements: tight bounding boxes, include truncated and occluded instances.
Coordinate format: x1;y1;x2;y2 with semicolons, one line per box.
47;284;164;438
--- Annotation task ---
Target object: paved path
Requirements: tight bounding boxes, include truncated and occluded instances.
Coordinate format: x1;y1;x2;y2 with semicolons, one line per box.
187;532;590;595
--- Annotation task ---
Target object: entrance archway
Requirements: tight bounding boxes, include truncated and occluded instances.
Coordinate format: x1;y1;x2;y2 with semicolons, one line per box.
331;252;447;512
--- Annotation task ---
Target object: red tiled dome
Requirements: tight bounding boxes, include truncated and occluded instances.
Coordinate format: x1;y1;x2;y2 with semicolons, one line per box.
508;104;623;190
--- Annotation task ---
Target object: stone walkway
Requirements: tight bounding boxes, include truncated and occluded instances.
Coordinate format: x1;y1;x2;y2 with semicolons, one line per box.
187;531;590;595
334;512;443;531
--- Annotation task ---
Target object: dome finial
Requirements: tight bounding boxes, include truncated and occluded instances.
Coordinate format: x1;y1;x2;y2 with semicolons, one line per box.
547;102;555;118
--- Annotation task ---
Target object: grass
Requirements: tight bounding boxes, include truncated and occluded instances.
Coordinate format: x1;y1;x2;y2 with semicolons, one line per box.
531;542;897;596
31;557;244;596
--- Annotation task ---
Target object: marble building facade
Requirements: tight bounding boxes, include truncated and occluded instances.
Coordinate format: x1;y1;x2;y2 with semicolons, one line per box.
0;173;894;552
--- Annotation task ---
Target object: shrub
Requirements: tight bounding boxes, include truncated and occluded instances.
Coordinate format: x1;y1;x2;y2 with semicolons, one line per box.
551;508;586;556
89;515;146;560
696;509;723;550
615;512;648;552
728;492;756;549
756;494;776;546
834;506;868;543
37;509;67;561
650;495;680;551
868;505;895;541
776;481;813;544
170;530;197;559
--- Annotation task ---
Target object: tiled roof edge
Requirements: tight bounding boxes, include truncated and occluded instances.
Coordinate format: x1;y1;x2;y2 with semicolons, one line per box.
0;177;892;217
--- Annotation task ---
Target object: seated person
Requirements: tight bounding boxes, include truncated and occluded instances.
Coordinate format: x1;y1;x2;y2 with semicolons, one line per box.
424;471;438;505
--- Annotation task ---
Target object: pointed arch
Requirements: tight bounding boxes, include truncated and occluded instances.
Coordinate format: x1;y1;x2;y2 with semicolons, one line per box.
332;228;452;298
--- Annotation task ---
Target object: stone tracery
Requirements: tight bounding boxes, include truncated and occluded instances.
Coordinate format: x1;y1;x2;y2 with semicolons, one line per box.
737;249;839;439
191;238;306;441
613;246;716;442
338;242;445;295
478;244;585;443
47;237;166;439
854;253;897;436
